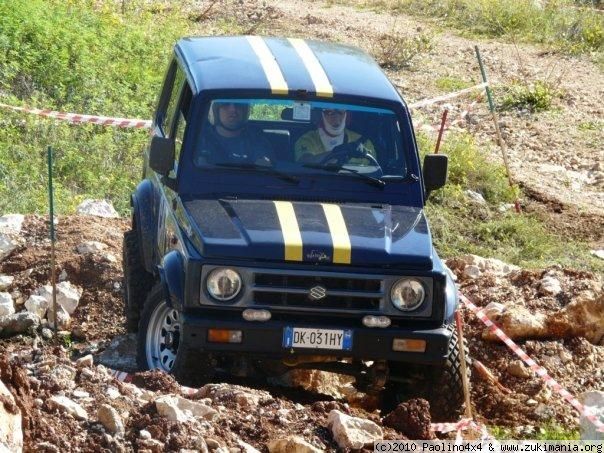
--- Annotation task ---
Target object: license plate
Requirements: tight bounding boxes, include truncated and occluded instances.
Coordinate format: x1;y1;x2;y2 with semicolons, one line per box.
282;327;353;351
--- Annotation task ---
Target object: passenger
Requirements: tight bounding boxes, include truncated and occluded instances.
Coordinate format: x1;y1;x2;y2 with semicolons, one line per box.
294;108;375;163
196;101;274;165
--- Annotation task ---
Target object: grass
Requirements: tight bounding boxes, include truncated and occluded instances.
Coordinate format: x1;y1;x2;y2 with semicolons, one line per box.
435;76;474;93
357;0;604;54
491;423;580;440
417;130;603;272
372;31;434;69
0;0;192;215
499;80;561;113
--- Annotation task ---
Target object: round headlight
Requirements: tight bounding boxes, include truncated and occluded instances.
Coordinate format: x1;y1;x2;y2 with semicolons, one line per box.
390;278;425;311
206;268;242;301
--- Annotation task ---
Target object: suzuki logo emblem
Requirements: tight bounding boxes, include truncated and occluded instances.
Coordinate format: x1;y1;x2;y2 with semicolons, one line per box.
309;285;327;300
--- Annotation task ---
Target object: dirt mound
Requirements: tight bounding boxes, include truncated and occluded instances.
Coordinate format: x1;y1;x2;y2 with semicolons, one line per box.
1;214;603;448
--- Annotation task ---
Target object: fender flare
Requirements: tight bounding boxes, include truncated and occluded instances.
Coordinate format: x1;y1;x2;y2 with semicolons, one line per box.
443;269;459;324
157;250;185;311
131;180;156;274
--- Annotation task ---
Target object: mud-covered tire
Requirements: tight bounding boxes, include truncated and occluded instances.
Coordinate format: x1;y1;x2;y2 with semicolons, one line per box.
137;283;215;384
426;324;468;421
123;228;154;333
384;324;469;422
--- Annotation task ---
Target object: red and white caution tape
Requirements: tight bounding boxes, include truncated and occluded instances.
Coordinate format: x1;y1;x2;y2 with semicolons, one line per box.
0;82;487;130
408;83;488;110
460;294;604;433
0;102;152;129
432;418;493;441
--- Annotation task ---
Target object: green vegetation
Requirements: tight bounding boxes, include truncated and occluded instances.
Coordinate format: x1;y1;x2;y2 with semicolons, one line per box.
372;31;434;69
417;130;602;272
491;423;580;440
0;1;600;273
360;0;604;54
435;76;474;93
0;0;191;214
499;80;561;112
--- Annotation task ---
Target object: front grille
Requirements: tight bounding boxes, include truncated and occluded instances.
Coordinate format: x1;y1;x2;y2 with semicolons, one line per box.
252;271;383;312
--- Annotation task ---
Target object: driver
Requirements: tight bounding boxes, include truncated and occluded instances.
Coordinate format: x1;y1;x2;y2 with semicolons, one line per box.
294;108;375;163
195;101;274;165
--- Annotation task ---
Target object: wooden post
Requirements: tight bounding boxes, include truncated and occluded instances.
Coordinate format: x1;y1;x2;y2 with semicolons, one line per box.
475;46;521;213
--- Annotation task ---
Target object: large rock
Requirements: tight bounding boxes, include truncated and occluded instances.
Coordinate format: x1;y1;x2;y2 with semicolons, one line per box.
97;404;125;436
0;379;23;453
540;274;562;296
267;436;322;453
155;395;217;423
459;254;519;277
0;214;24;234
76;199;119;218
0;234;18;261
48;396;88;421
482;305;547;342
46;306;71;331
34;281;82;315
0;276;14;291
0;293;14;317
327;410;383;449
281;369;357;399
76;241;107;254
24;295;49;319
483;294;604;345
196;383;272;408
0;312;40;336
580;391;604;440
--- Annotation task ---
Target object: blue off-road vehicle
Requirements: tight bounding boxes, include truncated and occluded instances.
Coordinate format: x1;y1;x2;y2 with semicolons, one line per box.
123;36;465;418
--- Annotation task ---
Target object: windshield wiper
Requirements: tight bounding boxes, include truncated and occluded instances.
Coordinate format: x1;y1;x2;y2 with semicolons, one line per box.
302;163;386;188
213;162;300;184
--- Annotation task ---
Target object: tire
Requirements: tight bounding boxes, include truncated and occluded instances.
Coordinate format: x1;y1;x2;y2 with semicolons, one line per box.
384;324;470;422
137;284;215;384
426;324;469;421
137;283;183;372
123;228;154;333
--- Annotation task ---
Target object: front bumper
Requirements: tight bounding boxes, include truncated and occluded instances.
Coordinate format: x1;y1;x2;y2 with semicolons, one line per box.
180;312;452;364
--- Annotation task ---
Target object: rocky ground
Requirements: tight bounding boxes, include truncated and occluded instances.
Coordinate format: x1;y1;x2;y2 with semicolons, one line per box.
1;211;603;451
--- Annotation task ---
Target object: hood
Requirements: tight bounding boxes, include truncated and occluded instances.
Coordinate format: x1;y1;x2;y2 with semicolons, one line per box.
182;199;433;268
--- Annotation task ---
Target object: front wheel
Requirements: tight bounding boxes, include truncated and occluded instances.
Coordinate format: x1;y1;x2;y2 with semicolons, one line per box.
137;284;215;385
137;284;182;372
384;324;469;422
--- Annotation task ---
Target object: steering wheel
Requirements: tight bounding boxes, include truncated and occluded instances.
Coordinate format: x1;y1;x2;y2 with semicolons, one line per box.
318;137;381;170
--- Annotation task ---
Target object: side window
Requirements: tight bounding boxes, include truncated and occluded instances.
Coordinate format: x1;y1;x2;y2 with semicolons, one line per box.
172;84;192;168
161;65;186;136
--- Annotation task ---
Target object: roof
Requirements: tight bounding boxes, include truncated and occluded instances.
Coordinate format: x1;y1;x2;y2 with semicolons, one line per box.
175;36;403;104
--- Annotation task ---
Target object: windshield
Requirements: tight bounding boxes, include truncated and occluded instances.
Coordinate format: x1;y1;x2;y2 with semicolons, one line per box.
193;98;408;182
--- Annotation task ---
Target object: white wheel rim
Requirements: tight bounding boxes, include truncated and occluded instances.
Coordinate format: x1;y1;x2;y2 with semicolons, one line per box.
145;299;181;372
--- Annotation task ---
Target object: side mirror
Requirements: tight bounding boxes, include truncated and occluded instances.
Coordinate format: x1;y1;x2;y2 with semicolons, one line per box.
423;154;448;198
149;136;175;176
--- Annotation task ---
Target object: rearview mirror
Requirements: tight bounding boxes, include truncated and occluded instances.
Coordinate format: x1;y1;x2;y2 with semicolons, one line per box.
423;154;448;198
149;136;175;176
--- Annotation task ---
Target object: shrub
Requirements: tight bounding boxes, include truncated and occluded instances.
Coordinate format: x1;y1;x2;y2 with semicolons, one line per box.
373;31;434;69
499;80;560;112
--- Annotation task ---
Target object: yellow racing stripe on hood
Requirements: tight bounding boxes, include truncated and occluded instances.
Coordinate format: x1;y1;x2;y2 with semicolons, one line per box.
288;38;333;98
247;36;289;95
274;201;303;261
322;204;351;264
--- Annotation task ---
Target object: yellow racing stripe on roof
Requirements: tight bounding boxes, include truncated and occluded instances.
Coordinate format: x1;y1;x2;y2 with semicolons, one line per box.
322;204;351;264
288;38;334;98
246;36;289;95
274;201;303;261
